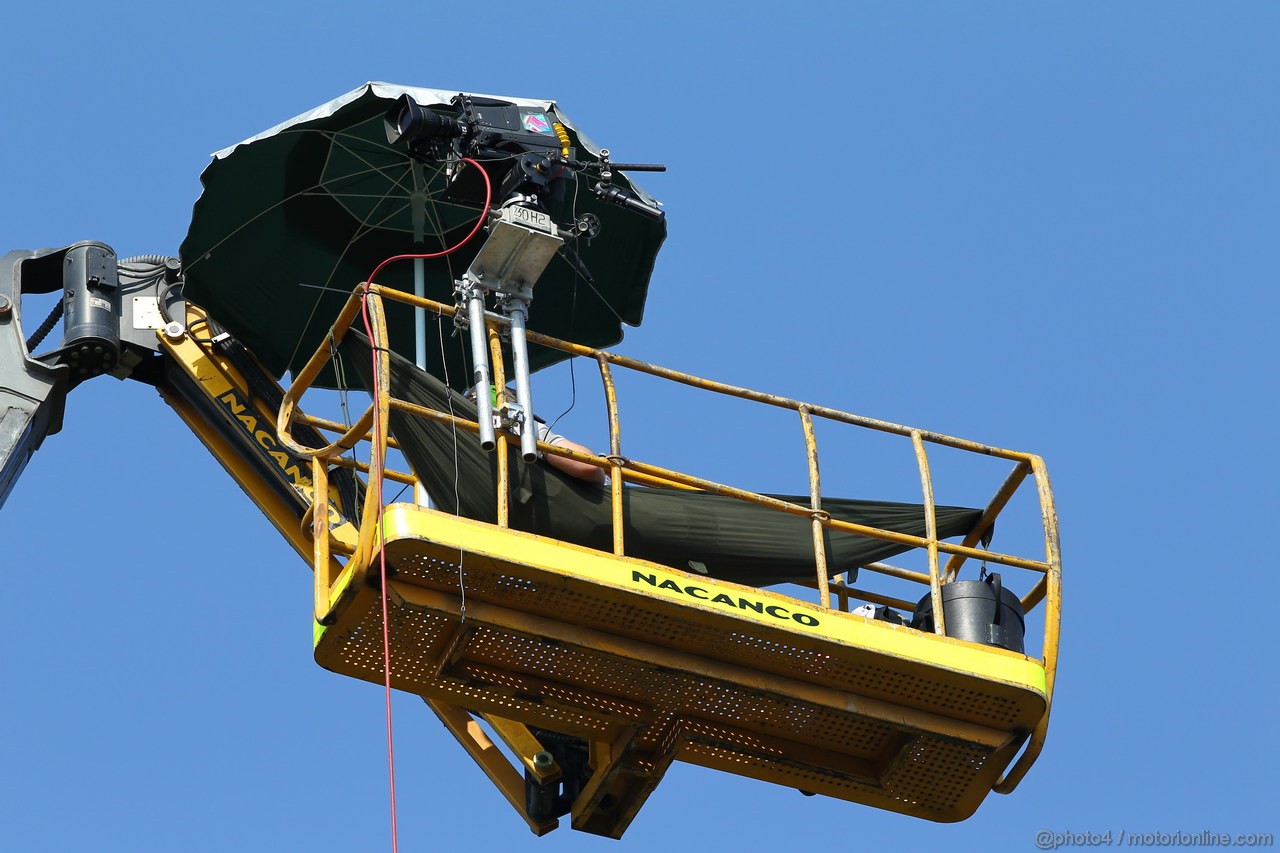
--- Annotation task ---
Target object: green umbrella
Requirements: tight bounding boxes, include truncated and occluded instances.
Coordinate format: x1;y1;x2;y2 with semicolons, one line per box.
179;82;666;388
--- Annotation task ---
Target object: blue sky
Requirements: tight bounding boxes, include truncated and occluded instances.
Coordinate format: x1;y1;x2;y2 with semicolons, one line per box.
1;2;1276;851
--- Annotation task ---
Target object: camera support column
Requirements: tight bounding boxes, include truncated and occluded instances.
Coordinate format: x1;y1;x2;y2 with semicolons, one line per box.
455;204;564;459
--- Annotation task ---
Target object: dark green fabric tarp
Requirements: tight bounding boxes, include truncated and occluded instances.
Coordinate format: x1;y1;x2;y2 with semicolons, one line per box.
345;334;983;587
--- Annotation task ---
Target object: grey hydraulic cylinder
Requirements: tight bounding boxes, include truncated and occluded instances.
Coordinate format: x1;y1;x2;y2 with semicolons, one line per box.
506;298;538;462
465;280;495;451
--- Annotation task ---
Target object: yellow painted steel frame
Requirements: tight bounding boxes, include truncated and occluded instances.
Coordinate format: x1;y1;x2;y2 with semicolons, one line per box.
281;283;1062;836
157;304;358;567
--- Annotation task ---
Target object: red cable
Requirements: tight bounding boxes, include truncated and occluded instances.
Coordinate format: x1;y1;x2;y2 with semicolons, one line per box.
359;157;492;853
364;156;493;300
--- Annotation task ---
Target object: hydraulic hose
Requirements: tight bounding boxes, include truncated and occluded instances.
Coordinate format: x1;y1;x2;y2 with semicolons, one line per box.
25;301;64;352
119;254;175;266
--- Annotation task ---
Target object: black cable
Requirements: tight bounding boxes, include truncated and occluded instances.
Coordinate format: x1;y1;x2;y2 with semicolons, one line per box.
182;318;222;345
388;481;413;504
156;279;178;324
545;281;579;437
440;308;469;619
24;300;63;352
464;151;524;165
157;281;220;345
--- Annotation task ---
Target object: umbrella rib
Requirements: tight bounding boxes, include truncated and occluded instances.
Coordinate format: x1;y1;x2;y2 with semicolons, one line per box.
316;126;484;248
318;131;488;223
285;192;471;371
271;124;410;161
419;156;515;253
305;190;499;222
282;176;425;371
307;161;475;373
321;130;418;198
194;121;540;273
234;122;426;371
559;173;626;325
419;184;456;252
412;157;494;219
301;191;419;200
183;184;326;274
556;251;626;325
183;162;418;273
322;127;484;211
341;199;415;258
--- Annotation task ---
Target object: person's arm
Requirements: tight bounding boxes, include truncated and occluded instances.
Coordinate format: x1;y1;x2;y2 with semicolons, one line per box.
540;429;607;484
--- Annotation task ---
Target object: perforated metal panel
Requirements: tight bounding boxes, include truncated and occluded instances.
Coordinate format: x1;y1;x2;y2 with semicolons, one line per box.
314;506;1046;823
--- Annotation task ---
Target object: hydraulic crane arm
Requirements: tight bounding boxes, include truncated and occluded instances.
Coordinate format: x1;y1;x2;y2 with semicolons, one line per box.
0;242;109;507
0;240;359;561
0;293;66;506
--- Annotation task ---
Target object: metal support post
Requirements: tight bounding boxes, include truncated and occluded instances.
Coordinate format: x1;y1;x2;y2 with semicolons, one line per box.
461;276;496;451
503;294;538;462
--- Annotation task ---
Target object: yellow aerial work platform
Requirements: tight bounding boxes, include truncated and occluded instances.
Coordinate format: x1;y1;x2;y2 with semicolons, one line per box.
280;284;1061;839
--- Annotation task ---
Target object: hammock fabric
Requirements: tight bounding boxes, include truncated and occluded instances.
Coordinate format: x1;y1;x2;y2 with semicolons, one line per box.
344;333;983;587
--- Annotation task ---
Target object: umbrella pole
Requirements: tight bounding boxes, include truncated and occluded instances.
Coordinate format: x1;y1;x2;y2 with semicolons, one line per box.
411;168;432;506
413;258;431;506
414;260;427;369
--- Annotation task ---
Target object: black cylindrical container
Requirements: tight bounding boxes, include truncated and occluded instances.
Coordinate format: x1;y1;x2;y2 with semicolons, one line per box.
61;241;119;381
913;573;1025;653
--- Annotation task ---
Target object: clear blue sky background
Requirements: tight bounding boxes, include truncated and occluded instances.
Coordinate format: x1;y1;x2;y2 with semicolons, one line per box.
2;2;1276;851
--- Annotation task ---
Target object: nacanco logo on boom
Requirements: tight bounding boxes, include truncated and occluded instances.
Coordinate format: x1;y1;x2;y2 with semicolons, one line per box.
218;390;309;488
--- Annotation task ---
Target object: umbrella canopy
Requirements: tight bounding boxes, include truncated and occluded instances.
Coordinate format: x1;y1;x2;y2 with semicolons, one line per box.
180;82;666;388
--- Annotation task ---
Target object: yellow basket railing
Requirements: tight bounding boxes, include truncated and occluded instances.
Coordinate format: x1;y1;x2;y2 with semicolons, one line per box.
276;281;1061;795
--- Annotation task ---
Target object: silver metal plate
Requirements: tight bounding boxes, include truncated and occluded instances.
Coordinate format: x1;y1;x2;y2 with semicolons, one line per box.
132;296;164;330
500;204;556;235
467;212;564;296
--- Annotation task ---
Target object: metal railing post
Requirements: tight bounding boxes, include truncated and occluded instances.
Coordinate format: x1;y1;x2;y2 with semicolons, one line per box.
488;326;510;528
595;353;625;557
799;406;831;609
911;429;945;636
